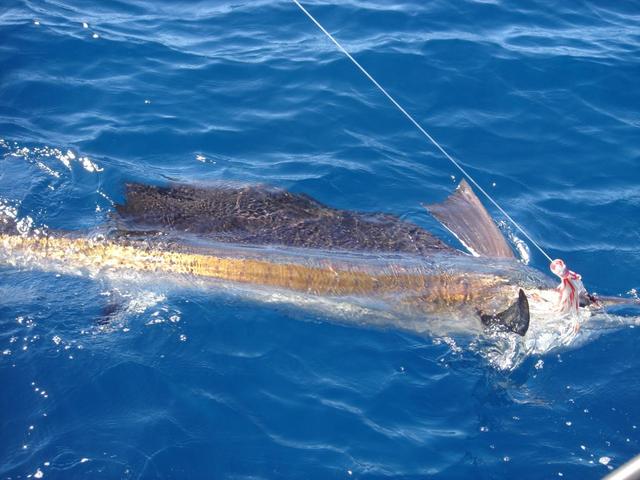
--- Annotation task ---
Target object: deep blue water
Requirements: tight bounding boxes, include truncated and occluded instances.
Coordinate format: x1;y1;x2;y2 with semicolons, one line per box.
1;0;639;478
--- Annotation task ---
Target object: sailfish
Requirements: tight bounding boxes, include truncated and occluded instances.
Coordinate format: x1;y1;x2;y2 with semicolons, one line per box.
0;180;623;337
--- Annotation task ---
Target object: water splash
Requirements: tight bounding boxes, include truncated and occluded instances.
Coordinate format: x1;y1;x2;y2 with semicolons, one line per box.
498;220;531;264
0;197;45;237
1;140;103;176
472;302;640;371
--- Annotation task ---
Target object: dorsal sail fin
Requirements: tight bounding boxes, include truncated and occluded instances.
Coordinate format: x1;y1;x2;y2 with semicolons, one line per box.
112;183;455;255
424;179;515;258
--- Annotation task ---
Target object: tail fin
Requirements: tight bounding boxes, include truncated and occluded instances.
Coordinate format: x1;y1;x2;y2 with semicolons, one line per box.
480;289;530;336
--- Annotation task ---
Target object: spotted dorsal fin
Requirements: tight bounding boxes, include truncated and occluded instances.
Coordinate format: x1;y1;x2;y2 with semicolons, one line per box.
112;183;454;255
424;179;515;258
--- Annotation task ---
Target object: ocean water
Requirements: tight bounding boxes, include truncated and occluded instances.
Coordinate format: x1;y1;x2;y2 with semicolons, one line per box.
1;0;639;478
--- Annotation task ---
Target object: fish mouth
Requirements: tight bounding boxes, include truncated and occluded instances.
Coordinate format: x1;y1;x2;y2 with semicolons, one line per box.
585;294;640;317
522;288;640;329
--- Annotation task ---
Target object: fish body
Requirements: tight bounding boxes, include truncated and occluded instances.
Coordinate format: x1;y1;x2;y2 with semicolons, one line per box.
5;179;632;339
3;180;632;373
0;229;552;335
0;179;566;336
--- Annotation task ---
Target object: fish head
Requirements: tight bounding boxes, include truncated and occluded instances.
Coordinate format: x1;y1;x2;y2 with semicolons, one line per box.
520;286;640;337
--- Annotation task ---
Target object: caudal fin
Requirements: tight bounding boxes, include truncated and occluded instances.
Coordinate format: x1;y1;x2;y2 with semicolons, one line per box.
480;289;530;336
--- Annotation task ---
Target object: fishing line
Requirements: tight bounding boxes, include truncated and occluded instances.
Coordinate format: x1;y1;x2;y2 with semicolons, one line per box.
291;0;553;263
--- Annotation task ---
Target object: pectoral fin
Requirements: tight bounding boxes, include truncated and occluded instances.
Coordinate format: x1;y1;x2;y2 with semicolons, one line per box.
480;289;530;336
425;179;515;258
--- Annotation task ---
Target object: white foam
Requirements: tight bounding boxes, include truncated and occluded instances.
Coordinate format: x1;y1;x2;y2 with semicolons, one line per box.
497;220;530;264
127;291;166;314
2;142;103;178
79;156;103;173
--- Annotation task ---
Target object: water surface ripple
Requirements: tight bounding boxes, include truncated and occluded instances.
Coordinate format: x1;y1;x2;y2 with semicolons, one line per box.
1;0;639;478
